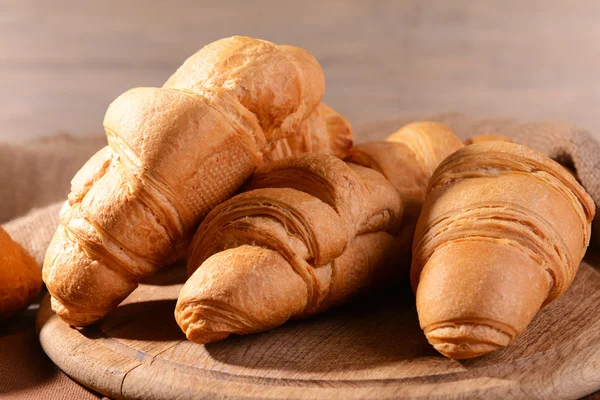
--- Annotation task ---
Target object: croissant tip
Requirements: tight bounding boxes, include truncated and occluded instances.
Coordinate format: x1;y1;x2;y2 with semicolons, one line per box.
175;304;232;345
186;329;231;345
431;341;503;360
50;296;101;327
424;323;513;360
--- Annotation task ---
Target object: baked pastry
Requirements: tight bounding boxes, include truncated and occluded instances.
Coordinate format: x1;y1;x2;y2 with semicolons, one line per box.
0;227;42;320
411;142;595;359
179;153;403;344
43;36;345;326
176;122;464;344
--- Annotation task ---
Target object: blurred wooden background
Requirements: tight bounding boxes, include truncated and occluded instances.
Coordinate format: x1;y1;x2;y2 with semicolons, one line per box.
2;0;600;141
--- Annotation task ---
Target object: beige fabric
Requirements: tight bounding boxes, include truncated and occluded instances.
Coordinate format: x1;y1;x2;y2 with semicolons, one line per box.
3;203;63;266
0;320;103;400
0;135;105;224
1;113;600;399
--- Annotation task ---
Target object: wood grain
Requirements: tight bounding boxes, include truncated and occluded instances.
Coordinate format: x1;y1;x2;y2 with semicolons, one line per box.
37;253;600;400
2;0;600;141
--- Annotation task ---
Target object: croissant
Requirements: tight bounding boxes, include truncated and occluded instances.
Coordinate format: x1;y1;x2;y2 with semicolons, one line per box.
42;36;348;326
0;227;42;320
411;141;595;359
176;122;464;344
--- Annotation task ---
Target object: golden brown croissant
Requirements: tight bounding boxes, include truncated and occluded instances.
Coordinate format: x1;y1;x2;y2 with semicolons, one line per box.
43;36;343;326
412;142;595;359
0;227;42;320
176;122;464;344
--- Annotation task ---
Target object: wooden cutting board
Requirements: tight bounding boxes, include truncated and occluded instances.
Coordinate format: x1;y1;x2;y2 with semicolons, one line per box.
36;252;600;400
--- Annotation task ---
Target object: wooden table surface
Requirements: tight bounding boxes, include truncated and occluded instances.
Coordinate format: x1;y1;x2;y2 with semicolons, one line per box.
2;0;600;142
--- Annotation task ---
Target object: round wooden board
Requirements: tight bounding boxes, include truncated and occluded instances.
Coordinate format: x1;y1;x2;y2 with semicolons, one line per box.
37;253;600;400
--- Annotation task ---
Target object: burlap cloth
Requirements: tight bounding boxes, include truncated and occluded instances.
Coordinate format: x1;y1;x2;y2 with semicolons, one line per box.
2;113;600;399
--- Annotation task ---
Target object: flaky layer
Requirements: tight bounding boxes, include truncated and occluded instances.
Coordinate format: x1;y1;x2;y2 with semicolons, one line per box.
425;323;512;359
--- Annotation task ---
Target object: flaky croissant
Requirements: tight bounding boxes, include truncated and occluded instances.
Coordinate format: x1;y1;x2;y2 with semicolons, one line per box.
412;142;596;359
176;122;464;344
43;36;350;326
0;227;42;320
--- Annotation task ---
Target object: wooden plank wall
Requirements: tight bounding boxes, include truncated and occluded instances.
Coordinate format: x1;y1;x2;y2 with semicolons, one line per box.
2;0;600;141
